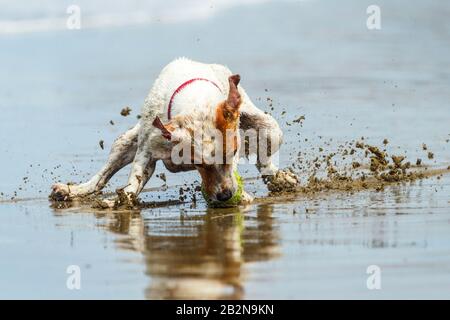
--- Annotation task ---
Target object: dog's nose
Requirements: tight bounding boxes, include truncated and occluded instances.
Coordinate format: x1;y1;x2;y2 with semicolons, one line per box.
216;189;233;202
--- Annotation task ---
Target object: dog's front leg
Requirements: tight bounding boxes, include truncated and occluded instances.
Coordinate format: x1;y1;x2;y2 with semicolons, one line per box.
239;88;299;193
100;155;156;209
126;150;156;195
99;127;157;209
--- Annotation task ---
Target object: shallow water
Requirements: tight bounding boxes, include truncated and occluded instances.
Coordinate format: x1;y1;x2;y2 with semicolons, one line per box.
1;0;450;299
1;175;450;299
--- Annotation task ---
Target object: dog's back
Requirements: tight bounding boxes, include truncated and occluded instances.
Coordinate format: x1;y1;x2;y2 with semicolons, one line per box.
142;58;232;121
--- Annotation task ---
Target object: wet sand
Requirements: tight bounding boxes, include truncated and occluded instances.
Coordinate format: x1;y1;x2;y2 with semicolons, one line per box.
2;172;450;299
1;0;450;299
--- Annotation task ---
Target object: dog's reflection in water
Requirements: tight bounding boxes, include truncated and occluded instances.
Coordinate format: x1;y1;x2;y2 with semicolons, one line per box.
89;204;280;299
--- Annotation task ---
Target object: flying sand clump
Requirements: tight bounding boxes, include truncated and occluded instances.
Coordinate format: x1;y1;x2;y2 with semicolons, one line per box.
268;138;443;197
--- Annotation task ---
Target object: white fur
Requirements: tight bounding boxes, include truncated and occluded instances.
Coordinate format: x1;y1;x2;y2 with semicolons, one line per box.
145;57;226;120
51;58;288;206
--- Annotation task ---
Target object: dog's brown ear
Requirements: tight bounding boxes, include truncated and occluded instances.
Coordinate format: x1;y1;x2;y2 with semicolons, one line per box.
221;74;242;120
215;74;242;132
227;74;241;110
152;116;172;140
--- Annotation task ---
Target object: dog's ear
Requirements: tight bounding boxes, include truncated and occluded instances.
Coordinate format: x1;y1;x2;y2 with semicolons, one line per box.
152;116;173;140
227;74;241;111
216;74;242;131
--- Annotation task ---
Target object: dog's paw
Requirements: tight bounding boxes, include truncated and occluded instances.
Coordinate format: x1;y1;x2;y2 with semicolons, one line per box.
92;191;139;210
240;190;254;204
114;189;140;209
50;183;73;201
263;169;299;194
92;198;116;209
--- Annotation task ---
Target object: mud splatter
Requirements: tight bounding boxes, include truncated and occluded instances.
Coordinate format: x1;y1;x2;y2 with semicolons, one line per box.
263;170;298;193
293;115;305;124
120;107;132;117
156;173;167;184
266;139;449;199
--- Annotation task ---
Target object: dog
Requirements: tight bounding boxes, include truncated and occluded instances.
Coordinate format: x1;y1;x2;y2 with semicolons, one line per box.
50;58;298;208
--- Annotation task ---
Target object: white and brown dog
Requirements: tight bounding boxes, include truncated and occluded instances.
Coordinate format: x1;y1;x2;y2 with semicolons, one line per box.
50;58;298;207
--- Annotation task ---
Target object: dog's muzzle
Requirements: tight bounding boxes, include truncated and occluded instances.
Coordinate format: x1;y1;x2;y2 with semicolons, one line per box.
201;170;243;208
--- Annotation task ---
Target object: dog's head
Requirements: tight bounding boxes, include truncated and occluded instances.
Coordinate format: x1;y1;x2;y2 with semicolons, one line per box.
153;75;242;203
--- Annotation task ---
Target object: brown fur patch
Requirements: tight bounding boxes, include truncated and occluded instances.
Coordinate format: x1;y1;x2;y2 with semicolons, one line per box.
214;74;243;161
197;166;218;196
196;164;232;196
215;102;239;163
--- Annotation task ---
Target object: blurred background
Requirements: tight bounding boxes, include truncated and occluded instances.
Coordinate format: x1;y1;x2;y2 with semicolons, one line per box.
1;0;450;299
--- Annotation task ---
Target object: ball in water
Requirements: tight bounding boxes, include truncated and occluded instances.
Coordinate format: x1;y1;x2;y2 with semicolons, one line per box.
201;171;243;208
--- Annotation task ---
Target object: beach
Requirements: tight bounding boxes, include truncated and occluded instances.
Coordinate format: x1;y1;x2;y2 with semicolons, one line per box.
1;0;450;299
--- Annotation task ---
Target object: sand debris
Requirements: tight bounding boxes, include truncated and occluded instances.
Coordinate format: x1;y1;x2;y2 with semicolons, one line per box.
267;139;445;197
120;107;132;117
293;115;306;124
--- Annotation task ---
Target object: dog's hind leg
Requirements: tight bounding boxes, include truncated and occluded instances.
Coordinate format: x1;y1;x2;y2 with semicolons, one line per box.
50;123;140;201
